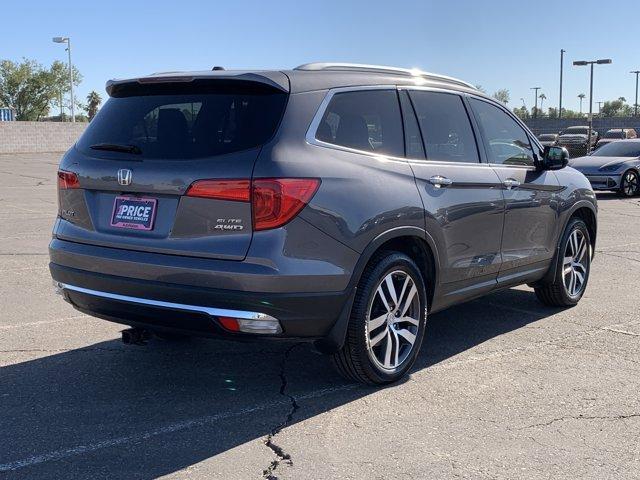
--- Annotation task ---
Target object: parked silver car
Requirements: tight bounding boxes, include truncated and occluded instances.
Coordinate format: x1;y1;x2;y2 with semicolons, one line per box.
570;139;640;196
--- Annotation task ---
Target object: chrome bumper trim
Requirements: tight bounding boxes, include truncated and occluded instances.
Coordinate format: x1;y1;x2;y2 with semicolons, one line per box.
55;282;282;334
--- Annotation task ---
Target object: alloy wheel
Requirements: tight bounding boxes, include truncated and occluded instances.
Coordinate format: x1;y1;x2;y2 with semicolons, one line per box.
365;270;421;371
563;229;589;297
622;170;639;196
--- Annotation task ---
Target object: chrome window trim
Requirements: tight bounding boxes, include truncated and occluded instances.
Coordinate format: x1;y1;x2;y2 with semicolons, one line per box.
56;282;281;325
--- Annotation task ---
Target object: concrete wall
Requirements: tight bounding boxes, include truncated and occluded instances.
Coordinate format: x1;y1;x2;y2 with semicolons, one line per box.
0;122;87;154
524;116;640;135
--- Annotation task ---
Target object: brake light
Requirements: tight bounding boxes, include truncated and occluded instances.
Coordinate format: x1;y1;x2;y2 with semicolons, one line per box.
252;178;320;231
57;170;80;189
186;179;250;202
185;178;320;231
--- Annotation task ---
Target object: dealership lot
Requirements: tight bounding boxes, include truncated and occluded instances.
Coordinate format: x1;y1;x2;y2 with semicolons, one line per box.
0;153;639;479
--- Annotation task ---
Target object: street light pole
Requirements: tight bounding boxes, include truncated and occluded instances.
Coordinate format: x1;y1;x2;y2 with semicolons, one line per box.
531;86;541;119
52;36;75;123
573;58;612;153
631;70;640;117
559;49;565;119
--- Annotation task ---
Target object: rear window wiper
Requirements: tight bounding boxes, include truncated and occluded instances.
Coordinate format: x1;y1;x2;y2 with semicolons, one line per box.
90;143;142;155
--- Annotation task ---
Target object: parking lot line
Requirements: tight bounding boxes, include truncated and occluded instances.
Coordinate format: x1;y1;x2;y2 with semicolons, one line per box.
0;384;356;473
0;315;87;330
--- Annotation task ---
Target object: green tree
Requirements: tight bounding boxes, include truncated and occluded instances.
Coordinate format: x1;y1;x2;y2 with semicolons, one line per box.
493;89;510;105
0;58;81;120
538;93;546;110
475;84;487;94
601;99;633;117
86;90;102;120
512;106;530;120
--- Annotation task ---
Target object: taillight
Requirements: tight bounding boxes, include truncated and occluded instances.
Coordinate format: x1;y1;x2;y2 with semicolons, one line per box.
57;170;79;189
252;178;320;231
184;177;320;231
185;179;250;202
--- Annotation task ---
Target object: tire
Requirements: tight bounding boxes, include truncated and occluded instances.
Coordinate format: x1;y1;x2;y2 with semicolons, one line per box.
619;169;639;197
331;252;428;384
535;218;591;307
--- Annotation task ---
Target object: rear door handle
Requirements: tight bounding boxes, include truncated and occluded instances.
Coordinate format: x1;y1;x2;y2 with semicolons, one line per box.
503;178;521;190
429;175;453;188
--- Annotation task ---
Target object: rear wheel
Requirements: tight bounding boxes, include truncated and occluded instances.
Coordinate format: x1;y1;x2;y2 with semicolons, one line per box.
535;218;591;307
331;252;427;384
619;169;639;197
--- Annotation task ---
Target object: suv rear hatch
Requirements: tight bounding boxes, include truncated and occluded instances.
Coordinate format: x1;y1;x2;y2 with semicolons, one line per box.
55;73;289;260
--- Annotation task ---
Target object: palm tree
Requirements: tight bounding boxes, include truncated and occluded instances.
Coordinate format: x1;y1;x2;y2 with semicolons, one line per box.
539;93;547;111
578;93;586;114
86;91;102;121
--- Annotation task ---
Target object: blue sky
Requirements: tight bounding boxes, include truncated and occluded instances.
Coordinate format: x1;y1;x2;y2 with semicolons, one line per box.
2;0;638;113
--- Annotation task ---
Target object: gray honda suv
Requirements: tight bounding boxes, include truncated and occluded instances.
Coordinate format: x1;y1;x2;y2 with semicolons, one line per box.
50;63;597;384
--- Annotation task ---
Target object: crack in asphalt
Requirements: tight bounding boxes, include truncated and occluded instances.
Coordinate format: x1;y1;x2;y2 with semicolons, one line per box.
597;251;640;265
522;413;640;429
262;344;301;480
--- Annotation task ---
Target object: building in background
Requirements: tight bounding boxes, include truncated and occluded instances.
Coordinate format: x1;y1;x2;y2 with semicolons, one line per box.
0;107;16;121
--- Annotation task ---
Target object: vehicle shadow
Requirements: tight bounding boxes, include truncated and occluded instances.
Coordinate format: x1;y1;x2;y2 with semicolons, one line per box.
0;287;562;479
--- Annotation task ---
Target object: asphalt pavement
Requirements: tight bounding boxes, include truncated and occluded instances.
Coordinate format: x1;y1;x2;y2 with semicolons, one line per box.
0;153;638;479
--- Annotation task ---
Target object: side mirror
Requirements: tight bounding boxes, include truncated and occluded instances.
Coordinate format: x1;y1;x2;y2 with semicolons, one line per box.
541;146;569;170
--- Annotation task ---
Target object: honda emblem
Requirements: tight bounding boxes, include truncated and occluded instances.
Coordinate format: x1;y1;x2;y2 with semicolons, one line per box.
117;169;133;186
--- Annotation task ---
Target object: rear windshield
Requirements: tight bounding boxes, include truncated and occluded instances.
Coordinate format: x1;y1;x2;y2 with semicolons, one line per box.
593;141;640;157
77;81;287;159
538;134;556;140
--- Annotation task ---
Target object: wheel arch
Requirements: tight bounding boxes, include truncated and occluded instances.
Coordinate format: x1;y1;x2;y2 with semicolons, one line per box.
314;226;439;354
535;200;597;287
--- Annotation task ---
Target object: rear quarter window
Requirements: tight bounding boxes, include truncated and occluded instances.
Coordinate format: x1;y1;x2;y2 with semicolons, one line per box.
315;90;404;157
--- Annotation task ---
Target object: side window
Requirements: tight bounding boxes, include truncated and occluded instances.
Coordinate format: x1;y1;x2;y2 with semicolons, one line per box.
469;98;535;166
408;91;479;163
315;90;404;157
398;90;425;159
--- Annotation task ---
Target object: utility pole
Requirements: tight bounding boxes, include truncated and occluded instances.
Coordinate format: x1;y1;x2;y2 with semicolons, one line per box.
597;101;603;116
574;58;612;153
52;37;75;122
531;87;541;119
559;49;565;119
631;70;640;116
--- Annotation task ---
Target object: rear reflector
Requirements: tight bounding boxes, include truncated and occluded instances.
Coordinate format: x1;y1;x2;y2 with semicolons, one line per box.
252;178;320;231
218;316;240;332
186;179;250;202
217;316;282;334
57;170;80;189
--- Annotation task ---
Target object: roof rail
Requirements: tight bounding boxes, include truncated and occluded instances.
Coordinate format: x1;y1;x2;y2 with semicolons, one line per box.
294;63;477;90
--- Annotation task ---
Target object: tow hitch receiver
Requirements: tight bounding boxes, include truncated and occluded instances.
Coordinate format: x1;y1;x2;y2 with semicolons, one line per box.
121;328;151;345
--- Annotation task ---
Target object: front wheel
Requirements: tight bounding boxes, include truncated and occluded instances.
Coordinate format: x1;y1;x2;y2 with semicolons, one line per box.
535;218;591;307
331;252;427;384
619;169;639;197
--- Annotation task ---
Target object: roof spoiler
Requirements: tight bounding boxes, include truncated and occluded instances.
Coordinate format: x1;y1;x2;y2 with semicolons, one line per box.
105;71;289;96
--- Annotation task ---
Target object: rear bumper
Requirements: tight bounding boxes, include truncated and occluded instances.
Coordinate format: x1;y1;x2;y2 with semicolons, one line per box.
49;238;354;340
